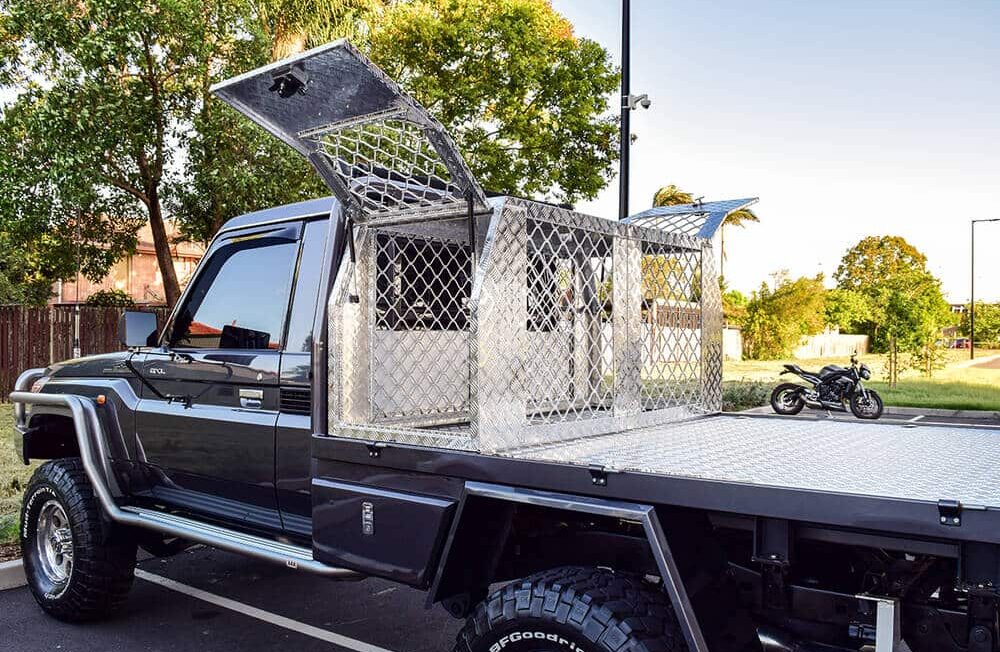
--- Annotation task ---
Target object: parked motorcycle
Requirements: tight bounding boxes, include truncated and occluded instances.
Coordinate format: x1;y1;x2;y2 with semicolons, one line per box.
770;354;884;419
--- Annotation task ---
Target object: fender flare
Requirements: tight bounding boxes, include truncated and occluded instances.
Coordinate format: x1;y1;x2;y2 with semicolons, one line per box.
428;481;709;652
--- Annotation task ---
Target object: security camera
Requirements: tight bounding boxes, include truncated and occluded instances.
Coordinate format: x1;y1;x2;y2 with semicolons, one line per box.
627;93;651;111
269;64;309;98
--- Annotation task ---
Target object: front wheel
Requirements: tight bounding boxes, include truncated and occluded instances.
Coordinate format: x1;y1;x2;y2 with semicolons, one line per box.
454;567;685;652
850;390;884;420
770;383;805;415
21;459;137;622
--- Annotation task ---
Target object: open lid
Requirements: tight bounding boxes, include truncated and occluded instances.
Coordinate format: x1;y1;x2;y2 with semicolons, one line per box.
211;40;486;224
625;198;758;240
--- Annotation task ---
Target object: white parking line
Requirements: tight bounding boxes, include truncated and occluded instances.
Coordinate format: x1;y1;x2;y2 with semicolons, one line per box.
908;415;924;422
135;569;395;652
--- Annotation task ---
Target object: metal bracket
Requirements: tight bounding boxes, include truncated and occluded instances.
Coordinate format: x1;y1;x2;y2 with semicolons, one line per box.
855;595;913;652
366;442;386;458
939;499;963;527
589;465;609;487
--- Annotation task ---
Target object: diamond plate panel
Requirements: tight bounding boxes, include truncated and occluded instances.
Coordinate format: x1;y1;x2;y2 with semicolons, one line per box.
700;242;723;412
509;415;1000;508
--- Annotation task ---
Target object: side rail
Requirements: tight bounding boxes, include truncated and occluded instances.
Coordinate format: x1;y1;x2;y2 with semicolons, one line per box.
430;482;710;652
9;388;361;580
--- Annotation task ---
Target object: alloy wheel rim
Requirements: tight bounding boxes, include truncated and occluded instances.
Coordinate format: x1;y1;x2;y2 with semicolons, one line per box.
35;499;74;591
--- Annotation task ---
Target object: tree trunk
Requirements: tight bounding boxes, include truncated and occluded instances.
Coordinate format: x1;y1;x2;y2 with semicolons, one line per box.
146;188;182;308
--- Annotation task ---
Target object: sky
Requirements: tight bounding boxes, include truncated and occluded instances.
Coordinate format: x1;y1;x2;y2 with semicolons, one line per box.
551;0;1000;303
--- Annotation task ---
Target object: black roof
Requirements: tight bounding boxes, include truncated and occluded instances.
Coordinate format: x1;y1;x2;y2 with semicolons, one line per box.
218;196;337;233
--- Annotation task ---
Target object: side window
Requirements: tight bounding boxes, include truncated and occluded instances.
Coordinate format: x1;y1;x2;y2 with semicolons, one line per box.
284;219;329;353
171;237;299;350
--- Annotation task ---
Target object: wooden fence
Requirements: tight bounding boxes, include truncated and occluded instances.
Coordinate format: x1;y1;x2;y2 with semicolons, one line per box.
0;305;172;396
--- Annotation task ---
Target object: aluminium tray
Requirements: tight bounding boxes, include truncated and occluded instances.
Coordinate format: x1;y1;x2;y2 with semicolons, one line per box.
506;414;1000;508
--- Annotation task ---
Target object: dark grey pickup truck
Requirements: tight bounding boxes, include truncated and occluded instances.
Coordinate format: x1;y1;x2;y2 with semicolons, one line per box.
12;41;1000;652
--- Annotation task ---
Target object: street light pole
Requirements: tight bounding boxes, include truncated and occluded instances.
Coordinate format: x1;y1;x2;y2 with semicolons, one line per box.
618;0;631;220
970;218;1000;360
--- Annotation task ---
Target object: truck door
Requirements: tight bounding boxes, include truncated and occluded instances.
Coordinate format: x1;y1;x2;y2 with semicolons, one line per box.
276;217;328;537
134;223;302;531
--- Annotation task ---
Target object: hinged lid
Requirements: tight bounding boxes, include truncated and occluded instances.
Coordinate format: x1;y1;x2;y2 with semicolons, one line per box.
625;198;758;240
211;40;487;224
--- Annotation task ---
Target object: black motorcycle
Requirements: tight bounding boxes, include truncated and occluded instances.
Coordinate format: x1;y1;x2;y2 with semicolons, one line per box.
770;354;884;419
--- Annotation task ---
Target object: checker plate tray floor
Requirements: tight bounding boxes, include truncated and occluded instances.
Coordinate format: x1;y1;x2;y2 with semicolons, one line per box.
507;415;1000;506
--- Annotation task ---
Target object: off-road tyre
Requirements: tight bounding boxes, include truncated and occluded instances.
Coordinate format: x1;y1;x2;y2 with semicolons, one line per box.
770;383;805;415
453;566;685;652
850;390;884;420
20;458;137;622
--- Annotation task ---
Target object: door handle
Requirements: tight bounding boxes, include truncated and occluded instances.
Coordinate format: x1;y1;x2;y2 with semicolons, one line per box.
239;388;263;409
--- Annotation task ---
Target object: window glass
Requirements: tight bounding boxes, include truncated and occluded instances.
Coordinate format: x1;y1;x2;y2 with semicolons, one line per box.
171;239;298;350
284;219;328;353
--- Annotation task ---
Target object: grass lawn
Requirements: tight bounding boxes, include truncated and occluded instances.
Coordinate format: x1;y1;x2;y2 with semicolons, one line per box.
724;350;1000;412
1;407;37;547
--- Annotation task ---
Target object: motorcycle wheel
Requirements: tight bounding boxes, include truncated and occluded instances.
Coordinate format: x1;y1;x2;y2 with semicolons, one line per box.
770;383;806;415
850;390;884;419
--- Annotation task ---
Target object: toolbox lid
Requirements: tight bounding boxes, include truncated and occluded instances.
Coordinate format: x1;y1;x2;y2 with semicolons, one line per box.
211;40;486;224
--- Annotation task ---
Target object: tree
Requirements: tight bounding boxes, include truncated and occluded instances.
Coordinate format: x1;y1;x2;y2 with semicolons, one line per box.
652;185;693;207
961;303;1000;346
835;236;949;384
0;0;228;307
368;0;619;203
834;235;927;294
824;288;869;333
3;0;621;302
742;275;827;360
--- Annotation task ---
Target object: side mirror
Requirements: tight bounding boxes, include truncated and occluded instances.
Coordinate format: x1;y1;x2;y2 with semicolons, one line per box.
117;311;159;348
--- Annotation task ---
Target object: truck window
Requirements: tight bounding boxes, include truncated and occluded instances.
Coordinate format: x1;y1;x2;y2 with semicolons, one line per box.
170;238;298;350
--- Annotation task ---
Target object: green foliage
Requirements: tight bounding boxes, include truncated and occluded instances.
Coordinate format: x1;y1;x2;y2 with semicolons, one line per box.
721;380;771;412
722;288;748;325
824;288;868;333
742;275;827;360
369;0;619;204
834;236;949;383
961;303;1000;345
85;289;136;308
3;0;621;291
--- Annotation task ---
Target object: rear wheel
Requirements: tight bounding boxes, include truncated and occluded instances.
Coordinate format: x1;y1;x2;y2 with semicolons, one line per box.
850;390;884;420
770;383;805;415
454;566;685;652
21;459;137;622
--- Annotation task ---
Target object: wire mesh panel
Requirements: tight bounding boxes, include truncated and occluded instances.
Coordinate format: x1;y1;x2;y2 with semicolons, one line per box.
638;242;704;413
302;114;468;222
370;228;471;422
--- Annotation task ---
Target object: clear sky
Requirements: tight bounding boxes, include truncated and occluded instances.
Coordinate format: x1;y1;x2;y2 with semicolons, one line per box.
552;0;1000;303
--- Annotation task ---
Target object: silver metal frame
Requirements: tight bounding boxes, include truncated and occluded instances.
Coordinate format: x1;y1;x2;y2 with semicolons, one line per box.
327;194;736;457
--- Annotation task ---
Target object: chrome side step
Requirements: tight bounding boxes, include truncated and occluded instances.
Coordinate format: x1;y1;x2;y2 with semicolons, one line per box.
120;506;360;578
10;391;361;581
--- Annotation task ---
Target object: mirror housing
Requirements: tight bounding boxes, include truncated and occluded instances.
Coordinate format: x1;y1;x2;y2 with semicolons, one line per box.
117;311;159;348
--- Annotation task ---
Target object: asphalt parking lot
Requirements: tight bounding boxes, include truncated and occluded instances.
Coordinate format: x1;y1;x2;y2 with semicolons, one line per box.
2;546;463;652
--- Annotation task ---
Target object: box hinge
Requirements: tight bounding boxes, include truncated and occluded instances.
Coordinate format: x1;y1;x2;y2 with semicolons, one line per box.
939;499;962;527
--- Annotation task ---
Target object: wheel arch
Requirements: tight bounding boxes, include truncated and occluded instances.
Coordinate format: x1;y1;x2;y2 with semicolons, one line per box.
428;482;710;652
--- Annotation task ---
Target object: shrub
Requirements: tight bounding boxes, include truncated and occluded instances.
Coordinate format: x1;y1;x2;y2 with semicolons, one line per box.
85;289;136;308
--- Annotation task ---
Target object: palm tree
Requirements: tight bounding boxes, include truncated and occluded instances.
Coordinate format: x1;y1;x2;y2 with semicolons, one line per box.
253;0;383;60
651;185;759;280
652;184;694;207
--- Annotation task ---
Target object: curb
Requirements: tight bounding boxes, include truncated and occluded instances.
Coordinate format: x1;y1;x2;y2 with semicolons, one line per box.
0;558;25;591
883;405;1000;420
740;404;999;420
